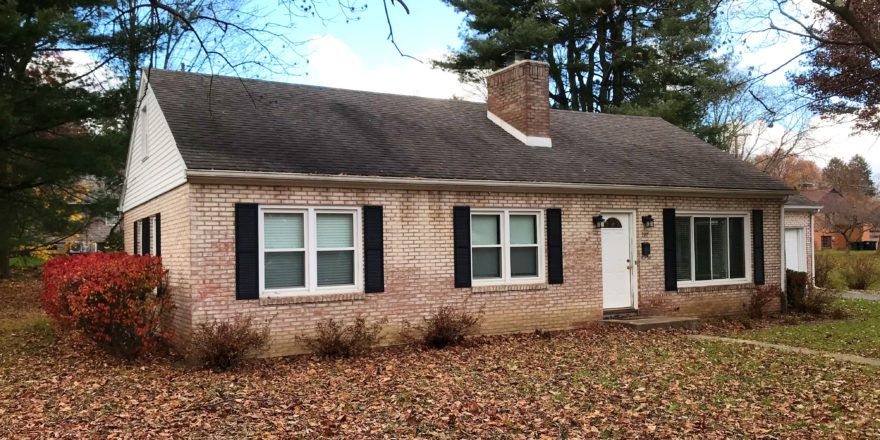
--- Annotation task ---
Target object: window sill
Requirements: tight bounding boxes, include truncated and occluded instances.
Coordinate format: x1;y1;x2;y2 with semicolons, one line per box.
471;283;549;294
677;282;754;294
259;292;366;306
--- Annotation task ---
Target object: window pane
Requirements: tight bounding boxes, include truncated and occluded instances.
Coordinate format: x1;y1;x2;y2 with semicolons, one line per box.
472;215;500;245
472;247;501;278
510;247;538;277
317;213;353;248
510;215;537;245
711;218;729;279
675;217;692;281
265;251;305;289
694;217;712;281
317;250;354;286
264;213;304;249
729;217;746;279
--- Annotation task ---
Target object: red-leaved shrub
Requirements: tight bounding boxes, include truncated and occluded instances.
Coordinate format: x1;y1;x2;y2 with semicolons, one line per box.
41;253;173;359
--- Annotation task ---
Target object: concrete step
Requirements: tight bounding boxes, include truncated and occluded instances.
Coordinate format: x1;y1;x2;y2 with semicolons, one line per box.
600;316;702;331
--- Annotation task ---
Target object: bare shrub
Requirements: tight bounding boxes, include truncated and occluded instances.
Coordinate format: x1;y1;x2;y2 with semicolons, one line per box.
814;253;837;288
301;317;386;358
401;305;482;349
192;316;270;371
844;254;880;290
800;286;839;316
747;284;780;319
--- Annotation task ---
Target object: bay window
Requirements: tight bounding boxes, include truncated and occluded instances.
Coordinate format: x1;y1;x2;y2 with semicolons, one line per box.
471;210;543;284
260;207;360;296
675;214;748;285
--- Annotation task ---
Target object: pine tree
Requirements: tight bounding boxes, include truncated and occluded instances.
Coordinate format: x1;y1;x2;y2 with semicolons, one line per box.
0;0;126;278
436;0;736;146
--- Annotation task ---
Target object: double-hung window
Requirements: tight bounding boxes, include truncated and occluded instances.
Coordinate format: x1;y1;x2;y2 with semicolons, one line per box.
260;207;360;296
471;210;543;284
675;213;748;286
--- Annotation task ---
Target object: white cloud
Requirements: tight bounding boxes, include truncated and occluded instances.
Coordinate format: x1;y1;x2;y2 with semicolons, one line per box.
808;117;880;176
299;34;480;101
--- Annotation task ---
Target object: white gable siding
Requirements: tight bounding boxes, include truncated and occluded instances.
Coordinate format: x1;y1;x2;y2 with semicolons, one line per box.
121;82;187;212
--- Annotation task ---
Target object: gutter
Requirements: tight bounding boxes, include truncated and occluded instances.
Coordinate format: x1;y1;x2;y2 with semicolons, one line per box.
185;169;795;198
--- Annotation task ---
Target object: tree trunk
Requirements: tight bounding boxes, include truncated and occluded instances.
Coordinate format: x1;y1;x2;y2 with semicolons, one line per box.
0;247;9;280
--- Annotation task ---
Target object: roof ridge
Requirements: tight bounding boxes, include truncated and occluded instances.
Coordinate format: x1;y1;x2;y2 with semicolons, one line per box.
146;69;488;107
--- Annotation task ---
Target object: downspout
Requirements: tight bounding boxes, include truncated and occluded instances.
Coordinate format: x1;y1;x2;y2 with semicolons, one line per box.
780;205;787;313
810;210;817;288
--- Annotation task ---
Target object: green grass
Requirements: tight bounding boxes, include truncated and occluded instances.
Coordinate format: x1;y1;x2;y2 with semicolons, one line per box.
733;299;880;358
817;250;878;256
10;255;44;268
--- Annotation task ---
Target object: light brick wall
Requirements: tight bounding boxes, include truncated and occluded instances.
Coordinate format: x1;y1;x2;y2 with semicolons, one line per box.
124;184;193;343
784;210;815;280
168;183;784;356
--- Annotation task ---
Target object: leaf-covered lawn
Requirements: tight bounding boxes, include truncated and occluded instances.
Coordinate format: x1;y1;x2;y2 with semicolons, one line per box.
732;299;880;359
2;275;880;438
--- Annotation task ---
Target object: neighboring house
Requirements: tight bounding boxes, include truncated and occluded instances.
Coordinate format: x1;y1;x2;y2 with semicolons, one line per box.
121;61;805;356
63;217;116;253
783;193;822;276
801;188;877;250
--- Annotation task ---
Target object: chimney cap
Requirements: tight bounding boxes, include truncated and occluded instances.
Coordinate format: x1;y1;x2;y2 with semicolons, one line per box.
502;49;532;66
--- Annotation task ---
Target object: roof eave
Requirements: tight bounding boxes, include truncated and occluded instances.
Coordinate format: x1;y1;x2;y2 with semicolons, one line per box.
185;169;795;198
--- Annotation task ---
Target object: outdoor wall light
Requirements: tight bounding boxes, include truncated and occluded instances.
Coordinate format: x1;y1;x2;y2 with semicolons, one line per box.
641;215;655;228
592;215;605;228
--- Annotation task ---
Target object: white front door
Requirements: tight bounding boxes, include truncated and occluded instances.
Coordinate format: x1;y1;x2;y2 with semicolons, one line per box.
785;228;807;272
601;213;635;309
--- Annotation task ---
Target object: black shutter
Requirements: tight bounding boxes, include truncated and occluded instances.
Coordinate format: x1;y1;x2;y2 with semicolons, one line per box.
663;208;678;291
453;206;472;288
133;220;139;255
154;214;161;257
235;203;260;300
546;208;563;284
141;217;151;255
752;209;765;285
363;206;384;293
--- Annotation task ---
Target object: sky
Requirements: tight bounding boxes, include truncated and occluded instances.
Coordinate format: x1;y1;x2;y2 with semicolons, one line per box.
157;0;880;176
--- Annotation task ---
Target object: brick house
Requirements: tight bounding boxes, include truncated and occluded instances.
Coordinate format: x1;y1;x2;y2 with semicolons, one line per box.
121;61;809;356
801;188;877;250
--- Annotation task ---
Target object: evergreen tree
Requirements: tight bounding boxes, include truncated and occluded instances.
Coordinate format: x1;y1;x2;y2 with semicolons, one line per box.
436;0;736;145
0;0;125;278
823;155;877;197
848;155;877;197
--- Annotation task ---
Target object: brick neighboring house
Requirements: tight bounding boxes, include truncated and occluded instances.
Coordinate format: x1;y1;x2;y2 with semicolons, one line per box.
121;61;808;356
801;188;878;250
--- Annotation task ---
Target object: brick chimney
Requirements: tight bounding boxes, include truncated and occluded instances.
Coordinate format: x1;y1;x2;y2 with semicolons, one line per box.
486;59;552;147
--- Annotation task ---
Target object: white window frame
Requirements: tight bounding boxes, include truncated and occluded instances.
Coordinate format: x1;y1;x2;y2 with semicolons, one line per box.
676;211;752;288
258;206;362;297
470;209;545;286
149;215;156;255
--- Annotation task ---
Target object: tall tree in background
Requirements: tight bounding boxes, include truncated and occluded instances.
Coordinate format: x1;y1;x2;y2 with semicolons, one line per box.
822;155;877;196
790;0;880;133
435;0;736;145
0;0;125;278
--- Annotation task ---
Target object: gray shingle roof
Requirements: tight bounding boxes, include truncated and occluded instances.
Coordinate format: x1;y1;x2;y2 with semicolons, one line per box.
785;193;823;208
148;70;791;193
